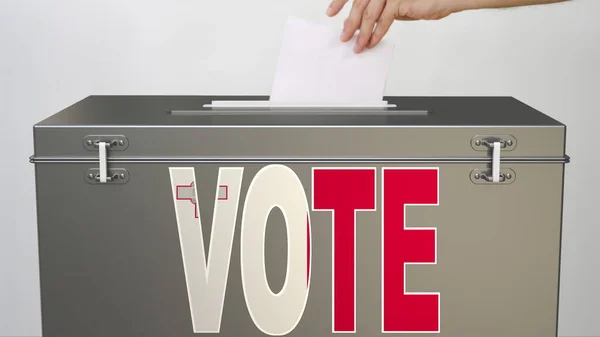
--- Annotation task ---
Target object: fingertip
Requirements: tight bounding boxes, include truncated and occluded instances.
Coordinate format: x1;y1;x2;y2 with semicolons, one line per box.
340;31;350;42
326;0;346;17
340;26;355;42
354;38;368;53
367;34;380;48
326;6;336;16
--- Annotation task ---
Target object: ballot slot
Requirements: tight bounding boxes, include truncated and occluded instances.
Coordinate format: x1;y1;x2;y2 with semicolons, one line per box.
169;109;429;116
205;100;395;108
169;101;430;116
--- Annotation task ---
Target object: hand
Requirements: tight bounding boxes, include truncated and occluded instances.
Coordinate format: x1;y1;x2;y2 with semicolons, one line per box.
326;0;468;53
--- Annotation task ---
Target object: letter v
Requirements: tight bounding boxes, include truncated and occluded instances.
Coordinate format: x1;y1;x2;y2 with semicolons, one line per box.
169;167;244;333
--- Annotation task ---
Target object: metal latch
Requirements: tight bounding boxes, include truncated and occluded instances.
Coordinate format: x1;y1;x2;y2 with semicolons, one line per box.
82;135;129;184
489;140;502;183
471;135;517;152
470;168;516;185
82;135;129;152
85;167;130;185
471;135;517;184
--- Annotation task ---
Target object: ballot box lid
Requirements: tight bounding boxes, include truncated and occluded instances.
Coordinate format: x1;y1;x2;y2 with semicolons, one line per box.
31;95;567;160
35;95;563;127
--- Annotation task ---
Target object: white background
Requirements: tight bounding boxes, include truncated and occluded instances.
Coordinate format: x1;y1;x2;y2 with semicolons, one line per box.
1;0;598;336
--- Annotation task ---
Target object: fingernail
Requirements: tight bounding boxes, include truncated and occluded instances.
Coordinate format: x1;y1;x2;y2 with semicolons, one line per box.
354;44;360;53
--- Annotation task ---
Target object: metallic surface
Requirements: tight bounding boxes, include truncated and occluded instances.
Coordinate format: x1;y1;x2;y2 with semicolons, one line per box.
30;156;570;163
31;96;567;337
34;162;564;337
32;95;566;159
35;95;564;126
33;126;565;159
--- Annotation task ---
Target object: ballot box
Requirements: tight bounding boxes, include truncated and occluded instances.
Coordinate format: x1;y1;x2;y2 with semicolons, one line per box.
30;95;569;337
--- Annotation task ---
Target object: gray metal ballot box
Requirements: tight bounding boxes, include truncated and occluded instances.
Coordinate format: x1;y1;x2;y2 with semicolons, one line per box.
30;95;568;337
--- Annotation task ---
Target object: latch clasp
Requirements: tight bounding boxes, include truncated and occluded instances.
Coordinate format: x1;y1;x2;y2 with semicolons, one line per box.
85;168;130;185
82;135;129;184
470;168;516;185
82;135;129;152
470;135;517;185
476;139;512;149
471;135;517;152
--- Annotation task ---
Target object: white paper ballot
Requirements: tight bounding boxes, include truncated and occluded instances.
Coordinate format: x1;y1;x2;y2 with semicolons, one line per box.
269;17;395;105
